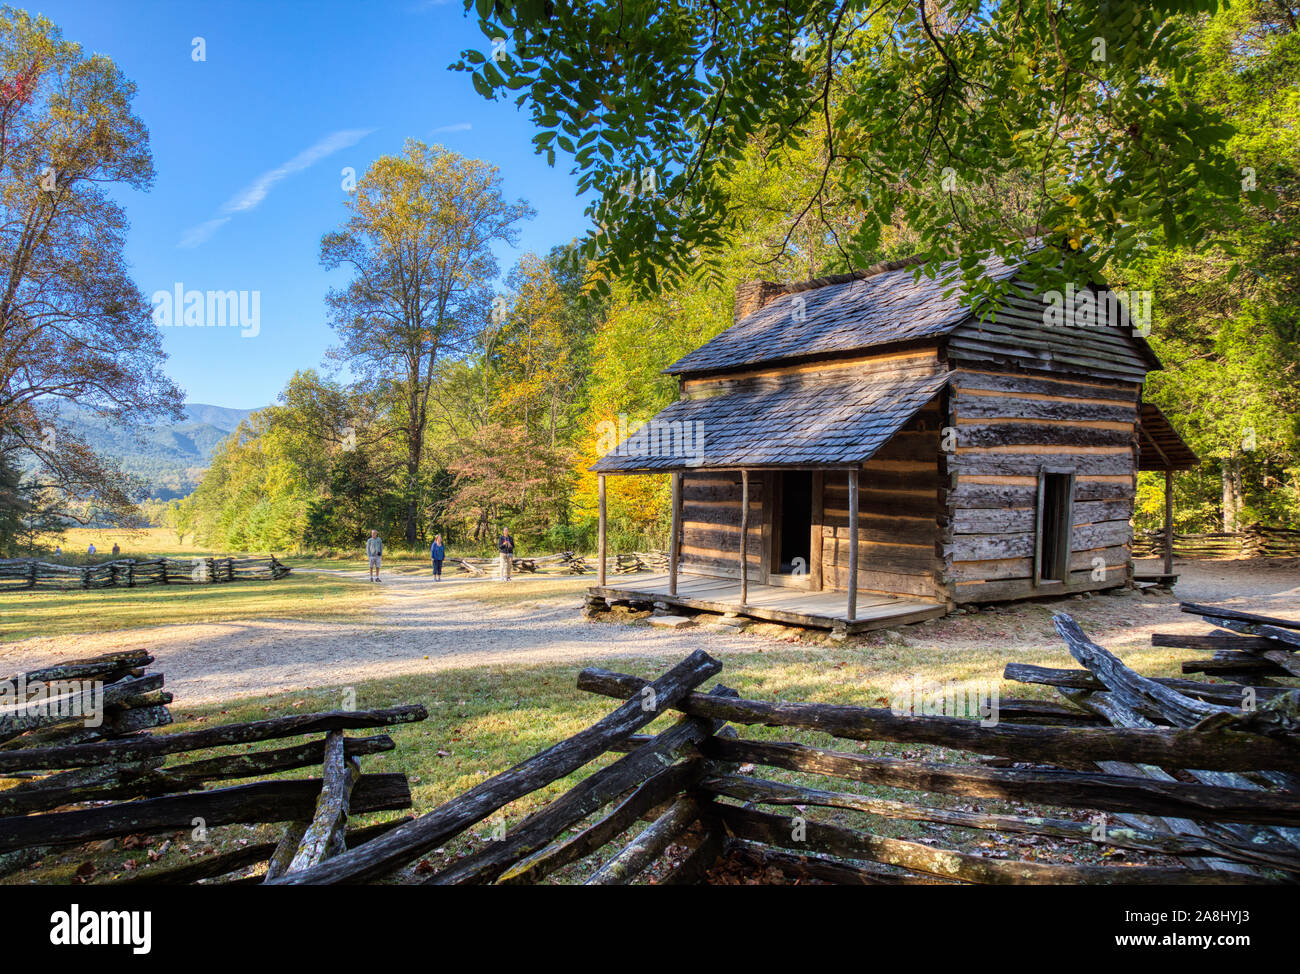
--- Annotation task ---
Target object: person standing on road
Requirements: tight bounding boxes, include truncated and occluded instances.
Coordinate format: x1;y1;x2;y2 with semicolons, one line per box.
430;534;445;582
366;530;383;582
498;527;514;582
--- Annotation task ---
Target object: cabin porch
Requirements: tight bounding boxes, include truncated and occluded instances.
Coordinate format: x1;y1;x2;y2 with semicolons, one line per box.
588;571;947;634
586;370;954;632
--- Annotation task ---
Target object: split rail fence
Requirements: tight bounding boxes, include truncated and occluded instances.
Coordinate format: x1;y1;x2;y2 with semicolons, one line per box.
1133;524;1300;560
0;556;291;592
0;649;423;882
263;607;1298;885
6;600;1295;884
454;550;666;578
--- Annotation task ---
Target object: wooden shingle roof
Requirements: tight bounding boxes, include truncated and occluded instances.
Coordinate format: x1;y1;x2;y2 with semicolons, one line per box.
590;371;950;473
1138;403;1198;471
666;258;1022;376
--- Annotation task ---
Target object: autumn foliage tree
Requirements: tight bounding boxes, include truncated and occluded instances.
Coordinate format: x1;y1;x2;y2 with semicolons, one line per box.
0;8;183;546
321;141;532;546
1129;0;1300;532
449;422;572;542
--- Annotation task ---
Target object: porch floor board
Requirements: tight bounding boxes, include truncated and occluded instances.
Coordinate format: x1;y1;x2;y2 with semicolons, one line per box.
590;572;948;633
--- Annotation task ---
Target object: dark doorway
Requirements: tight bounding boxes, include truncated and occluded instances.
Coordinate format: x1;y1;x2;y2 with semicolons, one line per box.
1036;471;1075;584
777;471;813;575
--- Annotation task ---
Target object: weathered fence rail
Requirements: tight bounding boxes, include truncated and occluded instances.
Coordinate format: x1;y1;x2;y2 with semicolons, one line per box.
618;551;669;574
452;550;664;577
0;650;423;882
267;609;1298;885
0;555;291;592
1133;524;1300;559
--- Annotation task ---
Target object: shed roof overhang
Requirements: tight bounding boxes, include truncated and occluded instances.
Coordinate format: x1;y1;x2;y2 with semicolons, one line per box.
1137;402;1198;472
589;371;951;474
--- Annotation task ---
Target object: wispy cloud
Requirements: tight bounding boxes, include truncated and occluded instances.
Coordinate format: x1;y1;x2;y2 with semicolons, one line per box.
431;122;472;134
222;128;373;214
179;128;374;249
178;216;232;249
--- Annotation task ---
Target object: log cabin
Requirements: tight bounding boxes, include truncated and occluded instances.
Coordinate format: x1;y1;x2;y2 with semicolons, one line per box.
588;255;1196;634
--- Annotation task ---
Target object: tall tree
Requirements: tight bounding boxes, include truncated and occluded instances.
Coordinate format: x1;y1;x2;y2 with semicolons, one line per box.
1132;0;1300;531
450;422;570;541
491;254;585;447
321;141;532;545
444;250;594;540
0;7;183;545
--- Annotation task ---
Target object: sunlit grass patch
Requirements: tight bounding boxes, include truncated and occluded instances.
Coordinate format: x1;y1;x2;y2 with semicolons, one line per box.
0;573;380;642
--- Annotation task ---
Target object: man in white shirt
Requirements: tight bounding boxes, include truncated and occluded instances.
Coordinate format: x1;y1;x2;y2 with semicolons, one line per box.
365;530;383;582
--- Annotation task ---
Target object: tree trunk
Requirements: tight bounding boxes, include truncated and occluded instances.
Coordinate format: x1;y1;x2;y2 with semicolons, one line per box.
1221;451;1243;533
405;417;421;547
405;478;419;546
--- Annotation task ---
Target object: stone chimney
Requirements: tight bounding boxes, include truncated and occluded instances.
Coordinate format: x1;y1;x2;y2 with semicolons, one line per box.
733;280;785;325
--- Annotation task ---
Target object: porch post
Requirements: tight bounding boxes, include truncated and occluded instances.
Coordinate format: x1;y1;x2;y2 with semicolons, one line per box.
739;468;749;605
598;474;607;587
669;470;681;595
847;467;859;623
1163;468;1174;577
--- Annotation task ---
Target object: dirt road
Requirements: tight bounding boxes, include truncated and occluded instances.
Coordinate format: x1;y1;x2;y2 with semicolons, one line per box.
2;559;1296;707
0;571;756;705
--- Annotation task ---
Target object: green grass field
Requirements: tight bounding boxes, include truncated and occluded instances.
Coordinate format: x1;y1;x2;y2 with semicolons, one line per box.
2;528;575;641
0;556;596;643
34;526;215;562
0;572;379;642
0;526;386;641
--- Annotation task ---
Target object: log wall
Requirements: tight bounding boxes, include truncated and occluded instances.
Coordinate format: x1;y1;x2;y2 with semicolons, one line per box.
947;281;1154;384
679;471;765;580
944;367;1139;603
678;424;945;600
680;347;943;397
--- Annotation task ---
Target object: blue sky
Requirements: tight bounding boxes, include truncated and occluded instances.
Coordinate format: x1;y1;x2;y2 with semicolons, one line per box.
33;0;591;408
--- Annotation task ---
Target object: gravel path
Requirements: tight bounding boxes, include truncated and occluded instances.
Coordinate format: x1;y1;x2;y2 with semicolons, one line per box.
2;559;1296;708
1133;556;1300;606
0;571;757;706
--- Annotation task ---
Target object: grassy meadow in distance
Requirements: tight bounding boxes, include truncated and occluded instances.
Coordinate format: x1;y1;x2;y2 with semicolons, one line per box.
0;528;596;640
0;528;381;642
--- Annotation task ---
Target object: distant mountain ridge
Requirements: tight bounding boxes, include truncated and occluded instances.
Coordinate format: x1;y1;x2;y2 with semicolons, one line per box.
181;403;254;431
56;401;260;500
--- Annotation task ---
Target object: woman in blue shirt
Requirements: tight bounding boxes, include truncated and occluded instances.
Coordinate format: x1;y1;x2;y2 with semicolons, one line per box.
430;534;446;581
